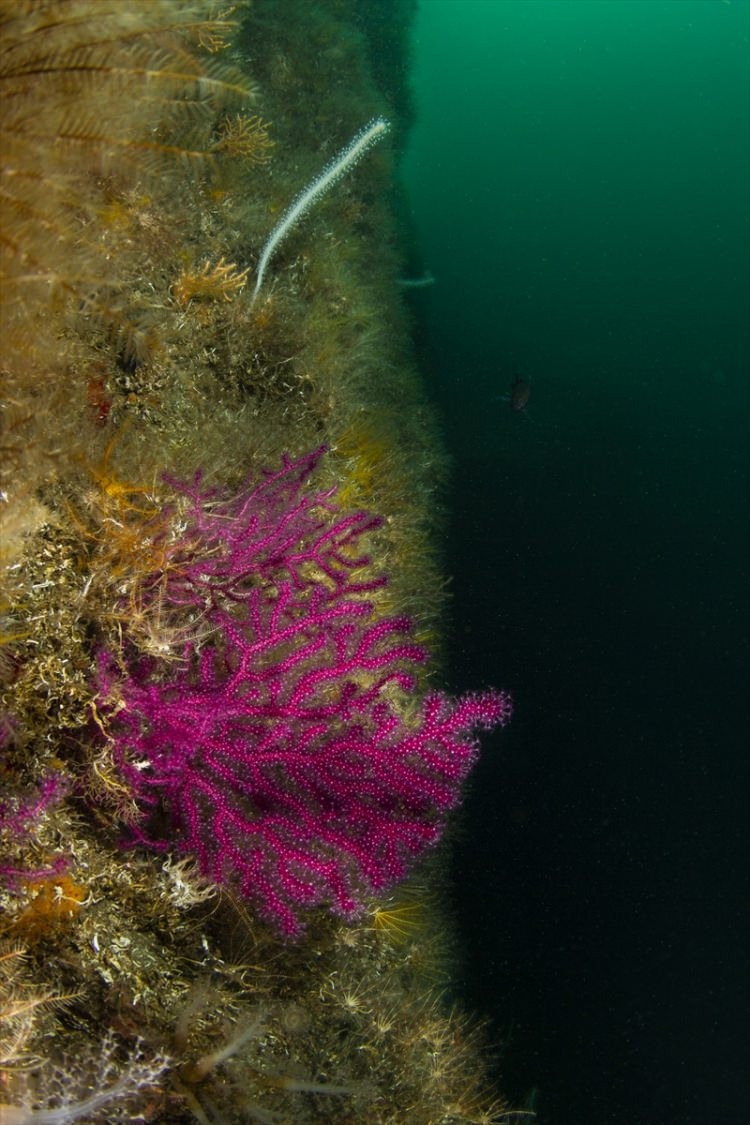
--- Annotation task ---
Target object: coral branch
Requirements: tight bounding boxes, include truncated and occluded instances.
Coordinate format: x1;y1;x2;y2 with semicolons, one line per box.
103;449;511;936
0;755;69;889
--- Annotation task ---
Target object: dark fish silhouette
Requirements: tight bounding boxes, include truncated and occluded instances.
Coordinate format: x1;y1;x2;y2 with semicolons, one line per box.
505;377;530;412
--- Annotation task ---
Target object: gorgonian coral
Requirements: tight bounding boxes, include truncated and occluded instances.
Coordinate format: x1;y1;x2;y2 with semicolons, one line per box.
102;448;511;936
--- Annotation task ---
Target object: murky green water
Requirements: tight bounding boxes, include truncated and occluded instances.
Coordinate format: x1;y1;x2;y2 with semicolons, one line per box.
402;3;749;1122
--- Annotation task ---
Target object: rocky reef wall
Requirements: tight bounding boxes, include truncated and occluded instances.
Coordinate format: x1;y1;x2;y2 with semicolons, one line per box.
0;3;512;1121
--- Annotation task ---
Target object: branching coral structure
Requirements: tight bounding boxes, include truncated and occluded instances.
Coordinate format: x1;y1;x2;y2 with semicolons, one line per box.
102;448;511;937
0;763;68;887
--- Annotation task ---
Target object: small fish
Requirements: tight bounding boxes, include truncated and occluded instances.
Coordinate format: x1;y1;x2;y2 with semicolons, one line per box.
509;377;531;412
497;377;531;412
397;270;436;289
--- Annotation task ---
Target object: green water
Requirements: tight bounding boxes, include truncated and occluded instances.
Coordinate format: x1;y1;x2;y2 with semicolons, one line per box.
402;2;749;1123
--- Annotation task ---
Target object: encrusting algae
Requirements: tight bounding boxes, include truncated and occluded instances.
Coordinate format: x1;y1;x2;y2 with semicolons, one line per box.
0;2;520;1121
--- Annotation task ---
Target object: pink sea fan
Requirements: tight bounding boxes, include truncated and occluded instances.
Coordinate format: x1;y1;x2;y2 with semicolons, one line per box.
0;759;69;887
106;448;511;936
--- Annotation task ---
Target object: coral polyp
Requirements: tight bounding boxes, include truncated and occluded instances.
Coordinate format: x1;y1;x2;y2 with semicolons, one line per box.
172;258;250;307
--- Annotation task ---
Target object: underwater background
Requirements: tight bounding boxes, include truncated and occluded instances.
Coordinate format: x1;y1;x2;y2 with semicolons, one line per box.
403;2;749;1124
0;0;747;1121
